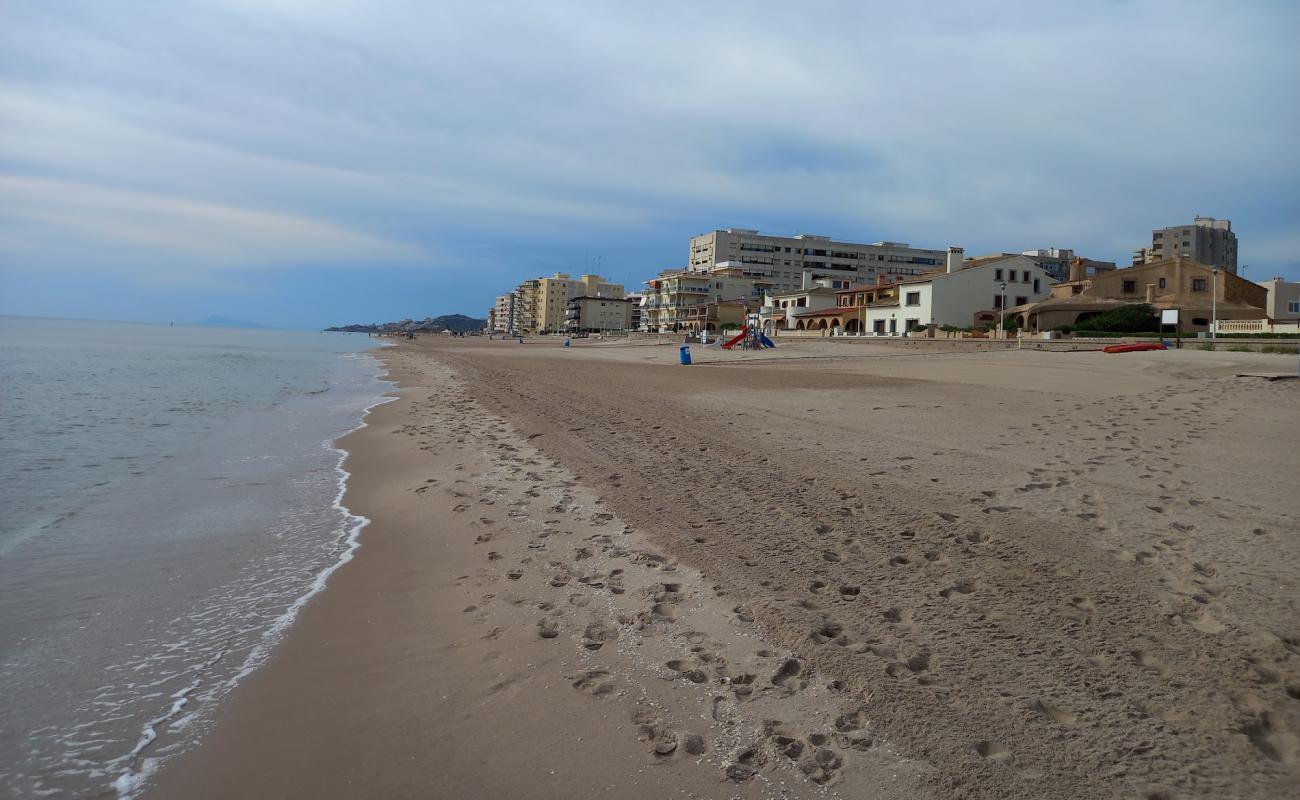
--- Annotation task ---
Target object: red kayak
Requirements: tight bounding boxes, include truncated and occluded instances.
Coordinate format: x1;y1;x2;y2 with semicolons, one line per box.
1103;343;1167;354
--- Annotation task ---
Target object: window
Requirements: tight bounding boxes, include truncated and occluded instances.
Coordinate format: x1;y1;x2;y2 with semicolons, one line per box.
1192;278;1207;292
993;295;1003;309
1022;271;1030;282
1122;280;1137;293
1192;317;1208;326
1015;296;1028;306
1158;277;1166;289
994;269;1004;280
905;291;921;306
1033;278;1041;293
1288;301;1300;313
905;318;919;331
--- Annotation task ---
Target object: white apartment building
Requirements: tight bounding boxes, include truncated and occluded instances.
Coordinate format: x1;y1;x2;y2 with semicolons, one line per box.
889;255;1054;331
492;294;515;333
688;229;947;293
802;252;1055;335
764;286;841;330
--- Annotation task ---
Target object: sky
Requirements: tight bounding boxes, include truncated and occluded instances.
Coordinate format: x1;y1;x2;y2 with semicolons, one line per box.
1;0;1297;329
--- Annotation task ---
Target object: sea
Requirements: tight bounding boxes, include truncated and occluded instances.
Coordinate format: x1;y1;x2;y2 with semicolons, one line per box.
0;316;392;798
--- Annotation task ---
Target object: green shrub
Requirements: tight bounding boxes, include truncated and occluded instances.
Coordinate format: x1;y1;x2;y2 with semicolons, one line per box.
1227;345;1250;352
1075;304;1158;333
1261;345;1299;355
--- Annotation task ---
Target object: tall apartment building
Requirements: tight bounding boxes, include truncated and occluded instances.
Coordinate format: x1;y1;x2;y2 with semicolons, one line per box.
1136;216;1238;273
492;294;515;333
510;273;625;333
1018;249;1116;282
688;229;947;292
643;263;774;332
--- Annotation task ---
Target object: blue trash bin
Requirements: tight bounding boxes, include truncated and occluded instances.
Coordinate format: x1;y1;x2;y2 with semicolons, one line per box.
679;345;692;365
564;338;571;347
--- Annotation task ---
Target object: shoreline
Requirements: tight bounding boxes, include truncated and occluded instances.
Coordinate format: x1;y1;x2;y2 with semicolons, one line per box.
115;348;400;797
144;338;1299;799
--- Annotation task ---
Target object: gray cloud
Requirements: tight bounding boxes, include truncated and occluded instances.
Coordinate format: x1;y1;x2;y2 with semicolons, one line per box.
1;0;1297;292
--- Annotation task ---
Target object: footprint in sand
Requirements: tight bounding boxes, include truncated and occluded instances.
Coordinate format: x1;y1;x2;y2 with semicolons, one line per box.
570;670;617;697
975;740;1012;762
771;658;807;692
1029;698;1077;725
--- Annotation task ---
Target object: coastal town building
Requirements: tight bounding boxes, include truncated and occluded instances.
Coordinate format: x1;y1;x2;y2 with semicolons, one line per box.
1012;256;1265;333
505;273;626;333
1258;277;1300;322
564;296;633;333
795;253;1055;334
1134;216;1238;273
492;293;516;334
624;293;645;331
764;286;840;330
678;299;760;333
688;229;947;293
643;263;774;332
1016;249;1116;282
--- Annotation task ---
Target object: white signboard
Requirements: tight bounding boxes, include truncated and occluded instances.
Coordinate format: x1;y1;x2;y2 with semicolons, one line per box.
1160;309;1180;325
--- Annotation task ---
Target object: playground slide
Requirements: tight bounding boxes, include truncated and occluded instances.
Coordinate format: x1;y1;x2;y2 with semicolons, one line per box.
758;333;776;348
721;327;748;350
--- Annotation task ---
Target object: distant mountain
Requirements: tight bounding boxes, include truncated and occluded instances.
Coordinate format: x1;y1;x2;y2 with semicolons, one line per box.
325;314;487;334
197;315;272;329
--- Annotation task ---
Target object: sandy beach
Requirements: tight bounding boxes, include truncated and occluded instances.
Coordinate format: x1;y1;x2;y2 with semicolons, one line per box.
147;338;1299;800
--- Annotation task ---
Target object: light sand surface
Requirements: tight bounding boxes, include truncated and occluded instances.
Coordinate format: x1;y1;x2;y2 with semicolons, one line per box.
149;338;1299;800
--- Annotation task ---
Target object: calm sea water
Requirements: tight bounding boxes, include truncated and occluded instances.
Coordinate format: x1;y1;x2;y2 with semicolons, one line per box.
0;317;391;798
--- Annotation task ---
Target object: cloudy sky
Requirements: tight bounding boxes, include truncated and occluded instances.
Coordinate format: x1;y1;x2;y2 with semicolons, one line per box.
2;0;1297;328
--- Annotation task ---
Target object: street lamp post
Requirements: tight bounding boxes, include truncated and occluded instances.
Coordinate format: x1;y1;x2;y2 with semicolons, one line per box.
1211;267;1219;339
998;281;1008;338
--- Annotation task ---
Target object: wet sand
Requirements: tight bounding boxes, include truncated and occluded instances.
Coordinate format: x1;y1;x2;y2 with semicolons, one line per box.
147;338;1299;799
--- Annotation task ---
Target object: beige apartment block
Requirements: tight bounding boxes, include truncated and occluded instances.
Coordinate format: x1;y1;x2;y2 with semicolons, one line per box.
564;296;633;332
688;229;947;292
1257;277;1300;322
509;273;626;333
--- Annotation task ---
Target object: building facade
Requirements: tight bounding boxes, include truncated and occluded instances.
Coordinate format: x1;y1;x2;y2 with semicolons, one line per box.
1256;277;1300;322
564;296;633;332
643;264;774;332
688;229;948;293
789;255;1054;334
764;286;840;329
506;273;625;333
1136;216;1238;273
1018;249;1116;282
1018;257;1265;333
492;294;515;333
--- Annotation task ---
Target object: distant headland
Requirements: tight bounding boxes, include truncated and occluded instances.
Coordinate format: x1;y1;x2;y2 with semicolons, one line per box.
325;314;486;334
